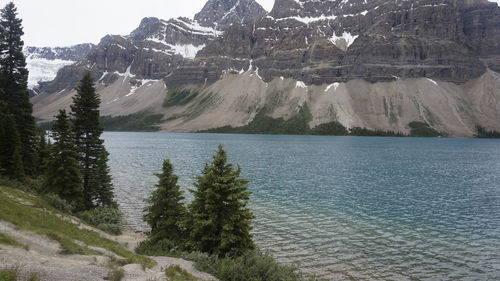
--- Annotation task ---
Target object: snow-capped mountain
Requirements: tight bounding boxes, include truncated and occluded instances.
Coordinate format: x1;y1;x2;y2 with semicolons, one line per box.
32;0;266;95
31;0;500;137
23;44;94;90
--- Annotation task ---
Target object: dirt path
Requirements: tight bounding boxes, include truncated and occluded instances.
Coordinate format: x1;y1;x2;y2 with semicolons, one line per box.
0;220;216;281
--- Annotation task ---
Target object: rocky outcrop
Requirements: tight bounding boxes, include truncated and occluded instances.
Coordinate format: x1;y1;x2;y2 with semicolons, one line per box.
194;0;267;28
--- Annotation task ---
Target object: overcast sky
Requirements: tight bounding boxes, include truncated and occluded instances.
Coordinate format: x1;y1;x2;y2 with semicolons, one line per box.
1;0;499;47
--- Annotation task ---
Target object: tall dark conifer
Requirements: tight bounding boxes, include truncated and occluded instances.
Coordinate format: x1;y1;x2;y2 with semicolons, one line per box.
0;2;36;176
0;100;24;179
35;129;51;176
43;110;84;210
71;72;115;209
187;145;255;257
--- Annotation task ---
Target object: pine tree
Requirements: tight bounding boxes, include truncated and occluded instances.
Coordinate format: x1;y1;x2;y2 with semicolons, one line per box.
143;160;186;242
43;110;84;210
0;100;24;180
187;145;255;257
0;2;36;176
71;71;115;209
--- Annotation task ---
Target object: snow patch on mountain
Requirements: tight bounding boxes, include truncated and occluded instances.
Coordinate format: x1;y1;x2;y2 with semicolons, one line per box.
26;58;74;89
329;32;358;51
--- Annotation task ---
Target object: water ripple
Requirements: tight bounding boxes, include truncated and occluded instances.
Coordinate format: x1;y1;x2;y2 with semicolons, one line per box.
104;133;500;280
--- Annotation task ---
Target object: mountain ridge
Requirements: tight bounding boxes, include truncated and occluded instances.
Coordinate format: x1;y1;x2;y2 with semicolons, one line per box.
30;0;500;137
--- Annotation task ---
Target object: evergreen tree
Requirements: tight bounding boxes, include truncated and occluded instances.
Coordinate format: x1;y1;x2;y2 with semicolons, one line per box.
0;100;24;180
90;149;116;208
187;145;255;257
71;71;115;209
35;129;51;176
143;160;186;242
43;110;84;210
0;2;36;176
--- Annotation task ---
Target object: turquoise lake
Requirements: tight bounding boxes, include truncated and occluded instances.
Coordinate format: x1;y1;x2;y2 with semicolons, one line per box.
103;132;500;280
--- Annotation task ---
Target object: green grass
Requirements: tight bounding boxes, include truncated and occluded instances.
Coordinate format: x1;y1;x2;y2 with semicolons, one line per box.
0;268;40;281
163;89;199;107
0;268;18;281
44;232;100;255
0;186;155;268
104;267;125;281
100;112;163;132
0;233;28;250
165;265;200;281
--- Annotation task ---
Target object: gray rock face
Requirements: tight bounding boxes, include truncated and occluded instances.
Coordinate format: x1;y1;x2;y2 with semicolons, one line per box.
194;0;267;28
169;0;499;87
37;16;221;94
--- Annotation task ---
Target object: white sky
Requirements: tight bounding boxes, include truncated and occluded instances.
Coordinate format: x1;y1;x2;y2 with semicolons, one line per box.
2;0;275;47
1;0;499;47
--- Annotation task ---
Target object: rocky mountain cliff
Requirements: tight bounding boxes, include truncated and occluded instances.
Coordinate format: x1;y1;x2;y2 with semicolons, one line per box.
31;0;500;137
172;0;499;86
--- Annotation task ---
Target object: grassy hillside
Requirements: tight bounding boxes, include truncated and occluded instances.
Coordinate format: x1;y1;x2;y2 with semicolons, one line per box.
0;185;155;268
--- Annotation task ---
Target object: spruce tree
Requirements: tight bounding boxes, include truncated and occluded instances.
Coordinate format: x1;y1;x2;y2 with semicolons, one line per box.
43;110;84;210
143;160;186;242
35;129;51;176
71;71;115;209
0;2;36;176
90;149;116;208
187;145;255;257
0;100;24;180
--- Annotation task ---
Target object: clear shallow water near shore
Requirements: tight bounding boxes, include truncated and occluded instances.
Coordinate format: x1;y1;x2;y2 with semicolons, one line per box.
104;132;500;280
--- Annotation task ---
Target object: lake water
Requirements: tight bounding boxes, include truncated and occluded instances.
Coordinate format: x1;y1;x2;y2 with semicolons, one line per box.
103;132;500;280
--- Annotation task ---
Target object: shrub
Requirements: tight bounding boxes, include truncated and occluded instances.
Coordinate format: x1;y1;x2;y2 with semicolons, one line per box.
105;267;124;281
187;250;322;281
0;176;43;194
135;238;185;257
42;193;76;214
77;206;123;235
165;265;200;281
